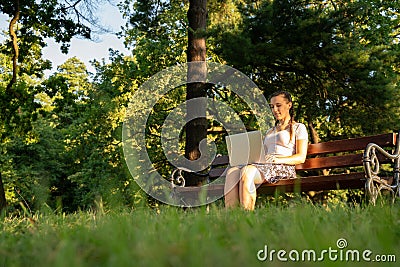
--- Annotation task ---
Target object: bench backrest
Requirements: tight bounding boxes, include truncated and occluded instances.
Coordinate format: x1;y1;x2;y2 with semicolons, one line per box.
209;132;397;179
297;132;397;171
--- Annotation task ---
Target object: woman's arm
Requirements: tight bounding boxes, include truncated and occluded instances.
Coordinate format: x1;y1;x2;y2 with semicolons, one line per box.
274;139;308;165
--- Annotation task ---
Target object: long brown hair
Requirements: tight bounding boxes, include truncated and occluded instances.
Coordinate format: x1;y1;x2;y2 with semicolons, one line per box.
270;91;295;142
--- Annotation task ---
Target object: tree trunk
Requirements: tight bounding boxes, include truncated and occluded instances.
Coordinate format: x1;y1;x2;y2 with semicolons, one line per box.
308;120;329;176
0;172;6;212
308;121;319;144
185;0;208;186
0;0;20;213
6;0;20;95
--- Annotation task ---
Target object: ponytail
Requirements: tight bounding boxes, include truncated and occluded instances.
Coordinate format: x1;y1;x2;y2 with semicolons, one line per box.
289;105;295;142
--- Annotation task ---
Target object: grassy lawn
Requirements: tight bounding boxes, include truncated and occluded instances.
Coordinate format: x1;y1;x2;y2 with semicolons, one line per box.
1;198;399;267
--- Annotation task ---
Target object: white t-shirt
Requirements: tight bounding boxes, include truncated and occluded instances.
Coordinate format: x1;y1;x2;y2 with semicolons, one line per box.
263;123;308;157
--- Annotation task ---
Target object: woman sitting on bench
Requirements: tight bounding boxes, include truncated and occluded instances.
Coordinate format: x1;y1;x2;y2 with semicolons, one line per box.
224;91;309;210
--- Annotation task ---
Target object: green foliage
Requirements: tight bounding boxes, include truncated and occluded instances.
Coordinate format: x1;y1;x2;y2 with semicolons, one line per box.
0;42;44;139
1;55;139;212
0;0;108;211
38;56;137;210
212;0;400;139
2;119;71;212
119;0;188;75
1;0;91;54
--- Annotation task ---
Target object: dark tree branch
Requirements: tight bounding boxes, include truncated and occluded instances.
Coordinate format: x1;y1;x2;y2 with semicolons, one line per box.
6;0;20;96
64;0;84;10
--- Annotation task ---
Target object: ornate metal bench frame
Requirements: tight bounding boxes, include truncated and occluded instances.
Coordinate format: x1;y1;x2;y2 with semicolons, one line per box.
363;131;400;204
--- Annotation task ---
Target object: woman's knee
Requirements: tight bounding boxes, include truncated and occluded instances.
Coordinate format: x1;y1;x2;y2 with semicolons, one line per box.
240;165;257;179
225;166;241;187
240;165;263;184
240;166;257;194
227;166;241;176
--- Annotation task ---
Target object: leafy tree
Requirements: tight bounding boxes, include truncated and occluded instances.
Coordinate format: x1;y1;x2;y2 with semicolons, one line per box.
0;0;92;90
119;0;236;185
119;0;193;186
119;0;188;76
63;55;134;209
0;57;91;212
5;55;131;211
40;54;141;210
0;0;108;211
214;0;400;141
184;0;209;185
0;40;47;211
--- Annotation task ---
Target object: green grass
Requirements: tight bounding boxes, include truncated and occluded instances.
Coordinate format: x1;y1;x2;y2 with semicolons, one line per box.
0;199;399;267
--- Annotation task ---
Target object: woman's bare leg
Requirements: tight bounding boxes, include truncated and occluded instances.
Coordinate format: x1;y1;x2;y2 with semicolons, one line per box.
224;166;241;208
239;165;264;210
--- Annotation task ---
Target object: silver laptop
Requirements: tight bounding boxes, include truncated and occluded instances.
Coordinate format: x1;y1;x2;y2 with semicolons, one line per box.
225;130;266;166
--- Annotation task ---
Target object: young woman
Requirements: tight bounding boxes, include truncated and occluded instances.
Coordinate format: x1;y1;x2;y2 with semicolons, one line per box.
224;91;309;210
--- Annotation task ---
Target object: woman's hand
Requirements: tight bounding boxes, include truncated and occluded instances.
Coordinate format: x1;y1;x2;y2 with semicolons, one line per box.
272;139;308;165
265;154;276;163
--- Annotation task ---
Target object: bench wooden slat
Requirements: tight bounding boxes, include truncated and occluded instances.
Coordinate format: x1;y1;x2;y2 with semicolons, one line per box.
173;184;224;199
297;153;363;171
257;172;366;194
211;159;368;178
174;172;386;199
297;153;392;171
211;155;229;166
209;167;227;179
306;133;396;156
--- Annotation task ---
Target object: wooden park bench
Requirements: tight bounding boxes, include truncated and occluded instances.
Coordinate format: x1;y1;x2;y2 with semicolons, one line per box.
170;132;400;206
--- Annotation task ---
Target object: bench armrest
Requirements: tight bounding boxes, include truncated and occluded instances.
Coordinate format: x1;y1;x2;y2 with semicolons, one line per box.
170;167;209;187
363;134;400;203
